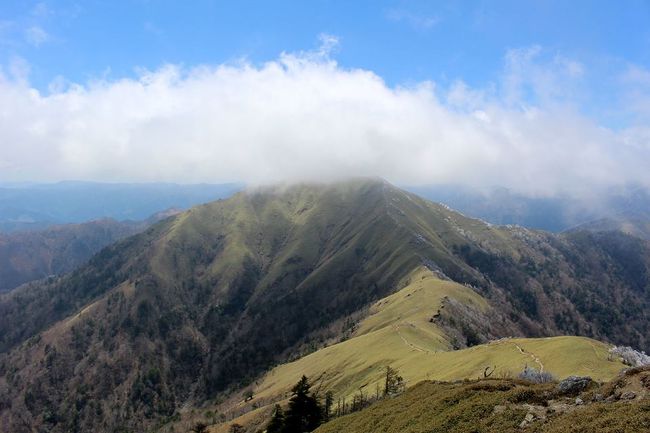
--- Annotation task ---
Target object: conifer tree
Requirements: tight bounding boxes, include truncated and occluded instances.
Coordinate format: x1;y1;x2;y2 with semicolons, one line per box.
323;391;334;421
191;422;208;433
266;404;285;433
283;375;323;433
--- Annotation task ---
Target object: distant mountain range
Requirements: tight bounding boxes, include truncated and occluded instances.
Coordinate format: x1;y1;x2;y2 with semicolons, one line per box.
4;181;650;235
0;209;181;293
407;184;650;232
0;181;240;232
0;179;647;433
567;211;650;240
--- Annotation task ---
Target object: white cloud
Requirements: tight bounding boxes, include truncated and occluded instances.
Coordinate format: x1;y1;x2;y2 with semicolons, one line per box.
6;56;31;82
0;42;648;198
315;33;339;57
24;25;49;46
501;46;587;108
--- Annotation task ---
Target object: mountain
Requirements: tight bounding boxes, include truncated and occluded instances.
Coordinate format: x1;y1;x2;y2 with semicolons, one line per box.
0;179;648;433
567;211;650;240
405;185;576;231
0;181;240;232
0;210;181;293
407;184;650;232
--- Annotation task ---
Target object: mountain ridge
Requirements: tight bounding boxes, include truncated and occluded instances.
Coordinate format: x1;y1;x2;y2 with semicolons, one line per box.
566;211;650;240
0;178;648;433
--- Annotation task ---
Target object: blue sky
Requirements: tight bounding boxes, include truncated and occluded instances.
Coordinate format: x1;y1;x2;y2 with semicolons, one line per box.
2;1;648;94
0;1;649;194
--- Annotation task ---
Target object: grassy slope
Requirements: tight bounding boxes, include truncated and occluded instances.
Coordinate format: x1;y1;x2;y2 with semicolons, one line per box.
0;179;645;433
218;269;622;432
315;374;650;433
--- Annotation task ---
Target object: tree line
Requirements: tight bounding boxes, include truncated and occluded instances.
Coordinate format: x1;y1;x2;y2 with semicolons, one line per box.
190;366;404;433
264;366;404;433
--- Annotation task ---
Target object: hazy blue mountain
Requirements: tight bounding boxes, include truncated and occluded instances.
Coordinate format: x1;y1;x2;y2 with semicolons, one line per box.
406;184;650;233
0;208;182;293
567;210;650;240
0;181;241;232
4;181;649;235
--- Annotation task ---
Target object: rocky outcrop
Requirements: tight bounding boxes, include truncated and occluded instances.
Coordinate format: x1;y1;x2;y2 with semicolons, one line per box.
557;376;594;395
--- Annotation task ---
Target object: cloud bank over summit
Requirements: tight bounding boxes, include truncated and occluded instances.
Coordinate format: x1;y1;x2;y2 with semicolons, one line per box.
1;37;649;197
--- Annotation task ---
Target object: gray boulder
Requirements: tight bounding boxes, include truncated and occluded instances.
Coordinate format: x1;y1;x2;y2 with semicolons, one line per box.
557;376;593;395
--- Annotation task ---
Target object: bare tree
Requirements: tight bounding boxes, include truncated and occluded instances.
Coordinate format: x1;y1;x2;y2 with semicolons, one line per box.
384;366;404;396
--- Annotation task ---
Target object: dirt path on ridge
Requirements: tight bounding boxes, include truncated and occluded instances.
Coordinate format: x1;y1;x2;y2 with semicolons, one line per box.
515;343;544;371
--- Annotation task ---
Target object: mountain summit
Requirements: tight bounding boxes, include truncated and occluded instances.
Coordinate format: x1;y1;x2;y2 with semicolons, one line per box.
0;179;648;432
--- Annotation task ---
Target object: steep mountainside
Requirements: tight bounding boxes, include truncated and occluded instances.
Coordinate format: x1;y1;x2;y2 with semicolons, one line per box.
199;268;624;433
251;271;622;399
0;179;648;433
0;215;175;293
208;268;624;433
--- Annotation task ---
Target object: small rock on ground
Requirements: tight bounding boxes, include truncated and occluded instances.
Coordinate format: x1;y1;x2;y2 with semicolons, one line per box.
620;391;637;400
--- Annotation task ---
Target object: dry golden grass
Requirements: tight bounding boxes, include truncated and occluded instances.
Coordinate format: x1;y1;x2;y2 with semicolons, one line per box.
226;269;624;428
316;377;650;433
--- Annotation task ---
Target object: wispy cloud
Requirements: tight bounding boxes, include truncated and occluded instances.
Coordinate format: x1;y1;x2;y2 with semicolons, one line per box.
502;46;586;108
386;9;439;31
620;65;650;127
315;33;339;57
0;39;648;198
31;2;52;19
283;33;340;62
24;25;49;46
0;3;54;48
